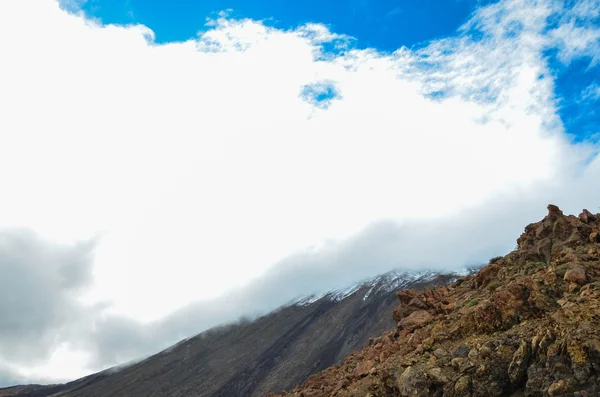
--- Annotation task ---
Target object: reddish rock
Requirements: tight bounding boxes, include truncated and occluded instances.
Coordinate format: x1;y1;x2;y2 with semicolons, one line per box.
396;290;418;304
333;379;348;393
475;263;500;288
441;301;456;312
517;204;592;264
272;206;600;397
547;203;564;217
564;263;587;285
408;297;428;309
579;209;597;224
398;310;434;331
353;359;375;377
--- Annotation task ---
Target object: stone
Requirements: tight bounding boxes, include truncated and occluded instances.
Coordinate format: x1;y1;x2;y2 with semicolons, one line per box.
433;348;448;359
579;209;597;224
396;366;429;397
564;264;587;285
453;345;470;358
548;380;568;396
353;360;375;377
427;367;449;384
398;310;434;331
508;340;531;385
455;375;471;394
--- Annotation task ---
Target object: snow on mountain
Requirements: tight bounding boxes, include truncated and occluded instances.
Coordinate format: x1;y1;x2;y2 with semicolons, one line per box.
291;268;466;307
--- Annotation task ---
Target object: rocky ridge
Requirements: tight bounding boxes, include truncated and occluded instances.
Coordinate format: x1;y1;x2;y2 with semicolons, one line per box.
271;205;600;397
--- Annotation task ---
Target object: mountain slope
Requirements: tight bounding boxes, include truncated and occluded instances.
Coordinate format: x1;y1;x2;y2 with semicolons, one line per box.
1;271;462;397
272;205;600;397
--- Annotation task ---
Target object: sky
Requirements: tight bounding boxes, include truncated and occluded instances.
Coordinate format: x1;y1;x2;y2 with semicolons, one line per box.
0;0;599;386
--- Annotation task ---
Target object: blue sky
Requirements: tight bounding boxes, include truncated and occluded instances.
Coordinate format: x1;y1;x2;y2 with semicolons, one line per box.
80;0;490;50
77;0;599;142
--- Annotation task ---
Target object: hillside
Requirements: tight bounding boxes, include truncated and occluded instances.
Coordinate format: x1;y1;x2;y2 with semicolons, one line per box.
0;271;461;397
272;205;600;397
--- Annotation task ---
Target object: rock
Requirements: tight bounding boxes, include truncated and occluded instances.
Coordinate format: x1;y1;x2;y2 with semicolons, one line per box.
421;337;435;351
564;264;587;285
548;379;568;396
408;297;428;309
353;360;375;377
479;344;493;358
471;300;503;333
433;348;448;359
579;209;597;224
427;367;449;384
272;207;600;397
568;343;591;383
468;348;479;359
333;379;348;393
508;340;531;386
396;290;418;305
453;345;470;358
547;204;563;216
475;263;500;288
454;375;471;395
396;366;429;397
517;204;591;264
398;310;434;331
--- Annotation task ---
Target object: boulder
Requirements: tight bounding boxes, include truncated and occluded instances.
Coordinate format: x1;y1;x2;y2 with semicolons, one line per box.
564;263;587;285
398;310;434;331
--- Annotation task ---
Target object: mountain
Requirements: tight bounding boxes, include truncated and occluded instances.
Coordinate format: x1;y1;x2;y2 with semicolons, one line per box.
271;205;600;397
0;270;464;397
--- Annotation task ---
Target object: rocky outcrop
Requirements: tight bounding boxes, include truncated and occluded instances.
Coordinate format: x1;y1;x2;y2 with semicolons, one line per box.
272;205;600;397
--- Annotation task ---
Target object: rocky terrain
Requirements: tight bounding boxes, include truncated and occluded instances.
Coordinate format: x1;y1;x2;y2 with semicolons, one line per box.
271;205;600;397
0;271;460;397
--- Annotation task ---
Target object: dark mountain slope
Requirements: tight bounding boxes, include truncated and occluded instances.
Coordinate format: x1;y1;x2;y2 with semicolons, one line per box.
2;271;461;397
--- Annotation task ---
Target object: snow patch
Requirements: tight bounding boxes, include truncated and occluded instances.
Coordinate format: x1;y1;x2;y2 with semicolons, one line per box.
288;268;464;307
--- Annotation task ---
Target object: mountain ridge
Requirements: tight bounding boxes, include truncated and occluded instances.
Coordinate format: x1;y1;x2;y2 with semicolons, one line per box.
271;205;600;397
0;269;464;397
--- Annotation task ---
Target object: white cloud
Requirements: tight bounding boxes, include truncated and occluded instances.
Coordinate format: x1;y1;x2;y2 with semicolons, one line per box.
549;0;600;64
582;82;600;100
0;0;599;383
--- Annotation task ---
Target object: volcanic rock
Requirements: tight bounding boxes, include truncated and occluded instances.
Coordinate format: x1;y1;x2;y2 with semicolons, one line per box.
274;205;600;397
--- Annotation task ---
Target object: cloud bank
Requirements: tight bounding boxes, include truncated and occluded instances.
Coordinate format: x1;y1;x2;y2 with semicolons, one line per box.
0;0;598;384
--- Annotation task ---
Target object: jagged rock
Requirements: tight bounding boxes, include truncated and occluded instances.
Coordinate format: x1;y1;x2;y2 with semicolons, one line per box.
517;204;592;264
274;206;600;397
579;209;597;224
508;340;530;386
